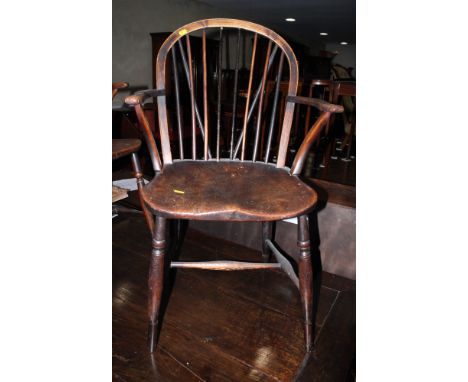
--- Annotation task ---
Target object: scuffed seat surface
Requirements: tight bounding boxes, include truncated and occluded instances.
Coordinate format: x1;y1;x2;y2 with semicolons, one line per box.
142;161;317;221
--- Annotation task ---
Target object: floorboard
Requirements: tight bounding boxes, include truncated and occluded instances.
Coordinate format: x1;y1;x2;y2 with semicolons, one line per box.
113;213;355;381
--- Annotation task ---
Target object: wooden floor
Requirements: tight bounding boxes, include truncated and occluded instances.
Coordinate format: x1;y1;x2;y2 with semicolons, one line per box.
113;212;355;381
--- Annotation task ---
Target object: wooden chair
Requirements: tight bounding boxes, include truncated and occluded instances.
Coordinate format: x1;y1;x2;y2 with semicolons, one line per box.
112;81;141;161
124;18;343;353
334;82;356;161
323;81;356;165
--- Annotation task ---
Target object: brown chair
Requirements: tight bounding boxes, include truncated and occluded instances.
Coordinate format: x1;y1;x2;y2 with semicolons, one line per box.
124;18;343;353
334;81;356;161
323;81;356;164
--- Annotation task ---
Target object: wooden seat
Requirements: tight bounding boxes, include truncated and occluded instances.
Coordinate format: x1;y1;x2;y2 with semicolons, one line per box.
123;18;344;355
143;161;317;221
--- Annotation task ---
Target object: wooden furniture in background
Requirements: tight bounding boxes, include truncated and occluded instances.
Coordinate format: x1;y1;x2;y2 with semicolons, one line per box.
112;82;142;163
112;83;148;220
323;81;356;165
125;18;343;354
112;139;141;160
112;82;142;160
333;81;356;161
304;79;334;136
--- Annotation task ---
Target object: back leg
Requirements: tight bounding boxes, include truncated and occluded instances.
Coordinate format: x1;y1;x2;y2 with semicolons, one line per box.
261;221;274;262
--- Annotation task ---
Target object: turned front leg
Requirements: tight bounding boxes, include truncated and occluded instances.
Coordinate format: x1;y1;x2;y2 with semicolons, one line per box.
298;215;314;352
147;216;166;352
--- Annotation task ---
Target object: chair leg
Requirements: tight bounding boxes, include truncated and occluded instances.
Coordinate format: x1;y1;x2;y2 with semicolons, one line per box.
261;221;274;262
147;216;166;352
298;215;314;352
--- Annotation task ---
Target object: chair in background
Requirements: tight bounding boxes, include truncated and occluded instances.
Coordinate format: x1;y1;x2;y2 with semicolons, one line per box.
323;81;356;164
304;79;334;137
124;18;343;353
335;82;356;161
302;80;335;172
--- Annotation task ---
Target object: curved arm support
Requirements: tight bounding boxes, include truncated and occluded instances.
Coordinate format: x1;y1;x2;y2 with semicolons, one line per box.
290;111;331;175
124;93;162;172
289;95;344;175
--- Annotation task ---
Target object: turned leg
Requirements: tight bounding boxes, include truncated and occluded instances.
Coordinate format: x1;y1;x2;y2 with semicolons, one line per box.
130;152;155;233
298;215;314;352
148;216;166;352
261;221;274;263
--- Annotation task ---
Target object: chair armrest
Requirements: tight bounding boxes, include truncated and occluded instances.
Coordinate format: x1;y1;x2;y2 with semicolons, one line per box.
125;89;165;106
287;95;344;113
123;90;163;173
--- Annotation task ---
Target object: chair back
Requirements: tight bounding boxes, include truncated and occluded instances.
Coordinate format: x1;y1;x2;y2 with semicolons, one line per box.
146;19;300;169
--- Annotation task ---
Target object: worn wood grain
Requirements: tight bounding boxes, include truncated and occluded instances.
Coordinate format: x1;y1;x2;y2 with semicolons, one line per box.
142;161;317;221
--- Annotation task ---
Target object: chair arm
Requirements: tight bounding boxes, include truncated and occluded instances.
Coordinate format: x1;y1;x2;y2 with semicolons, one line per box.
287;95;344;113
124;89;165;107
123;90;163;173
290;111;332;175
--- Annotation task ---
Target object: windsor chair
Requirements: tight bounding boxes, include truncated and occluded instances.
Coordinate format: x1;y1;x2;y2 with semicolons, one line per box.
124;18;343;353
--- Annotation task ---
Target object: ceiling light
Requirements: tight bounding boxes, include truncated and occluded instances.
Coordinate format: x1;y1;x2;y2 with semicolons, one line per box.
285;18;296;22
340;41;348;45
320;32;328;36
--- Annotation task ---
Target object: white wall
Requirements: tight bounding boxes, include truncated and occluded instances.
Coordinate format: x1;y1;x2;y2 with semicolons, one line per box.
113;0;237;92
